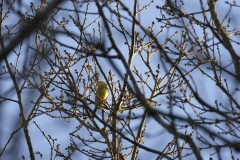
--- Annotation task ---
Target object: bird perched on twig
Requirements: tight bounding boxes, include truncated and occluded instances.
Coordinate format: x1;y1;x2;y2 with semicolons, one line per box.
94;81;109;113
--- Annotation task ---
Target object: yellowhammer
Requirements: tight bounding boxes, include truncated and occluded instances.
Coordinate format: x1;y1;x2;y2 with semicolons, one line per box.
94;81;108;113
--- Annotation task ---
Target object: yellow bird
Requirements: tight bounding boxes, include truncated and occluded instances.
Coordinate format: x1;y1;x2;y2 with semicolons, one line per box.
94;81;109;113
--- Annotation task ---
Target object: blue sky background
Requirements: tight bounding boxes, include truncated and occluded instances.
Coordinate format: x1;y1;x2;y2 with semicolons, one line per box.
1;0;240;159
